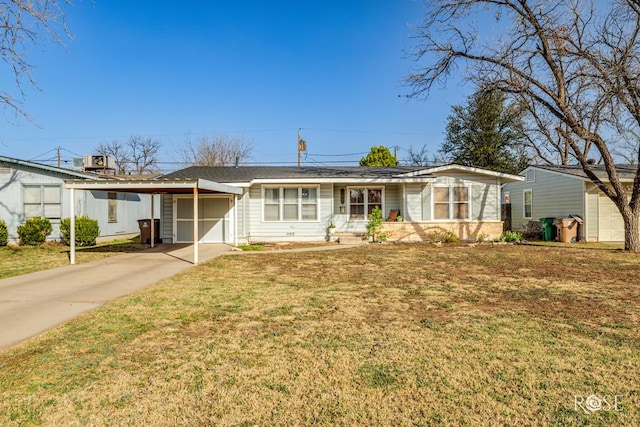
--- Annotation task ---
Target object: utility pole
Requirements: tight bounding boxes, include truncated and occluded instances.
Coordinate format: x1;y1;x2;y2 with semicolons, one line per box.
57;146;61;168
297;129;307;168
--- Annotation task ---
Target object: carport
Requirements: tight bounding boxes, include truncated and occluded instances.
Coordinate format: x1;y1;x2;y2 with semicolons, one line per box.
64;178;243;265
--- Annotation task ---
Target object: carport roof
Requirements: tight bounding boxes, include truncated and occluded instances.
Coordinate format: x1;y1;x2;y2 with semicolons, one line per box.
64;178;243;195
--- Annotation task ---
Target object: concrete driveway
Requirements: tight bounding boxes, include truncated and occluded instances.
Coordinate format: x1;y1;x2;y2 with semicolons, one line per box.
0;244;232;351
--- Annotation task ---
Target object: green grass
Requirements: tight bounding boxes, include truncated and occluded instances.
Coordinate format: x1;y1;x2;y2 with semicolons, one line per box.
0;243;638;425
0;238;149;279
235;244;265;251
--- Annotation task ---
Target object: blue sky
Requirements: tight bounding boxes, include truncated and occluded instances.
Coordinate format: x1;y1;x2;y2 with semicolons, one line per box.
1;1;471;171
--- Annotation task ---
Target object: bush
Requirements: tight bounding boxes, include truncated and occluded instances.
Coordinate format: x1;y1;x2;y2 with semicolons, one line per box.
60;216;100;247
17;217;53;246
0;220;7;246
502;230;523;243
425;230;459;243
366;206;389;242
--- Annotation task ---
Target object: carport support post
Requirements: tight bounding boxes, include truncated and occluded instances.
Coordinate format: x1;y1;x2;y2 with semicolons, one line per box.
193;187;199;264
70;188;76;265
150;193;155;248
234;194;238;247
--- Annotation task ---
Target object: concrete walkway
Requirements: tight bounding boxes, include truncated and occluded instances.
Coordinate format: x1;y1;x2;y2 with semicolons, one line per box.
0;244;232;351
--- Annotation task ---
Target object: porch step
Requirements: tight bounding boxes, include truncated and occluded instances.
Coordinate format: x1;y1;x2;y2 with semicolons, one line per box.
333;232;368;245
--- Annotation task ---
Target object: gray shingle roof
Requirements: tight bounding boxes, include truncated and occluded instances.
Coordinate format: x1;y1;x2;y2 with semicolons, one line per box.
158;166;425;183
533;164;638;181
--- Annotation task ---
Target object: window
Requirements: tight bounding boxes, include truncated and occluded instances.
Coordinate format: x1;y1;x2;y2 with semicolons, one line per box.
108;192;118;222
23;185;61;220
348;188;382;220
525;169;536;182
263;186;318;221
433;186;470;220
524;190;533;219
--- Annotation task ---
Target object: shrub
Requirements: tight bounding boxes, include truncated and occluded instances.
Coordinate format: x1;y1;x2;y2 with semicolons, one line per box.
0;220;7;246
60;216;100;247
440;231;459;243
425;230;459;243
366;206;389;242
17;217;52;246
502;230;523;243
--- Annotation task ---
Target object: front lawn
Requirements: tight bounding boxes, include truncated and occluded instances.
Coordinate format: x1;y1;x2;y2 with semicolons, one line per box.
0;239;149;279
0;244;638;425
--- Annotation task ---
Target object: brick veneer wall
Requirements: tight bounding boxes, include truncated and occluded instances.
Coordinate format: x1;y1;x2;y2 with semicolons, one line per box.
381;221;504;241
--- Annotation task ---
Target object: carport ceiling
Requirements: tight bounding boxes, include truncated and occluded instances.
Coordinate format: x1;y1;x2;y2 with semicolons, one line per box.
64;178;243;195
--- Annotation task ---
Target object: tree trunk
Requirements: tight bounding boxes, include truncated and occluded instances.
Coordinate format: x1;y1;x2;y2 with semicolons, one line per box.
623;209;640;252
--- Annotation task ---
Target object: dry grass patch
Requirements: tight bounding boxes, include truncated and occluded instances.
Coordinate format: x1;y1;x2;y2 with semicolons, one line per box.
0;239;149;279
0;244;639;425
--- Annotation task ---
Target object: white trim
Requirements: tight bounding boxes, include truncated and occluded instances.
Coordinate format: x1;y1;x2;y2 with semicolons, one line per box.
523;189;533;219
251;177;435;185
583;182;589;241
0;155;101;180
397;164;524;182
70;188;76;265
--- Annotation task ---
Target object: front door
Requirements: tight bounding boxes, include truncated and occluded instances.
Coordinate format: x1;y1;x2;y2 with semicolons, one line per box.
174;196;231;243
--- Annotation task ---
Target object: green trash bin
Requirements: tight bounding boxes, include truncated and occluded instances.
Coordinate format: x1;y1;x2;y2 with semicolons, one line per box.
539;217;556;241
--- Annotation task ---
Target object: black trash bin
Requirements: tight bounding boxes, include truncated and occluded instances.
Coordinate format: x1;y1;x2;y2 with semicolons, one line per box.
137;219;161;244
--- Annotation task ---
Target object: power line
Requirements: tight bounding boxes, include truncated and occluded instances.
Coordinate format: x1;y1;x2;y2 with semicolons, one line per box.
306;151;368;157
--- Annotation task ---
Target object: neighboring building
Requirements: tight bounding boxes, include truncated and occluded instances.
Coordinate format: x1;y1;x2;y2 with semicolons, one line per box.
503;164;636;242
149;164;523;244
0;155;154;243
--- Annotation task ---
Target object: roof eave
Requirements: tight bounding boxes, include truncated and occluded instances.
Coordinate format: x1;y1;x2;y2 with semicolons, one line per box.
398;164;525;182
0;155;102;180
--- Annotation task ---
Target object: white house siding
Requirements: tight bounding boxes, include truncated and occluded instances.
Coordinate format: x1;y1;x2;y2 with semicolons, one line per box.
405;184;423;222
506;168;585;236
385;184;403;218
247;183;333;242
422;185;432;221
328;184;404;232
429;173;501;221
161;195;173;243
236;189;250;242
0;165;67;241
585;188;599;241
0;163;149;242
83;191;154;240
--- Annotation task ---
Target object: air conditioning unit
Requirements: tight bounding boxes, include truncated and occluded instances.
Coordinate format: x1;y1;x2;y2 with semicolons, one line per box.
83;155;116;170
72;158;84;170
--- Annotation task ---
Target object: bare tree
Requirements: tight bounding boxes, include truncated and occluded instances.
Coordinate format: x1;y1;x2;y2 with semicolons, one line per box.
95;136;162;175
404;144;433;166
96;140;128;174
518;102;573;165
178;134;253;166
408;0;640;252
128;135;161;174
1;1;71;119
